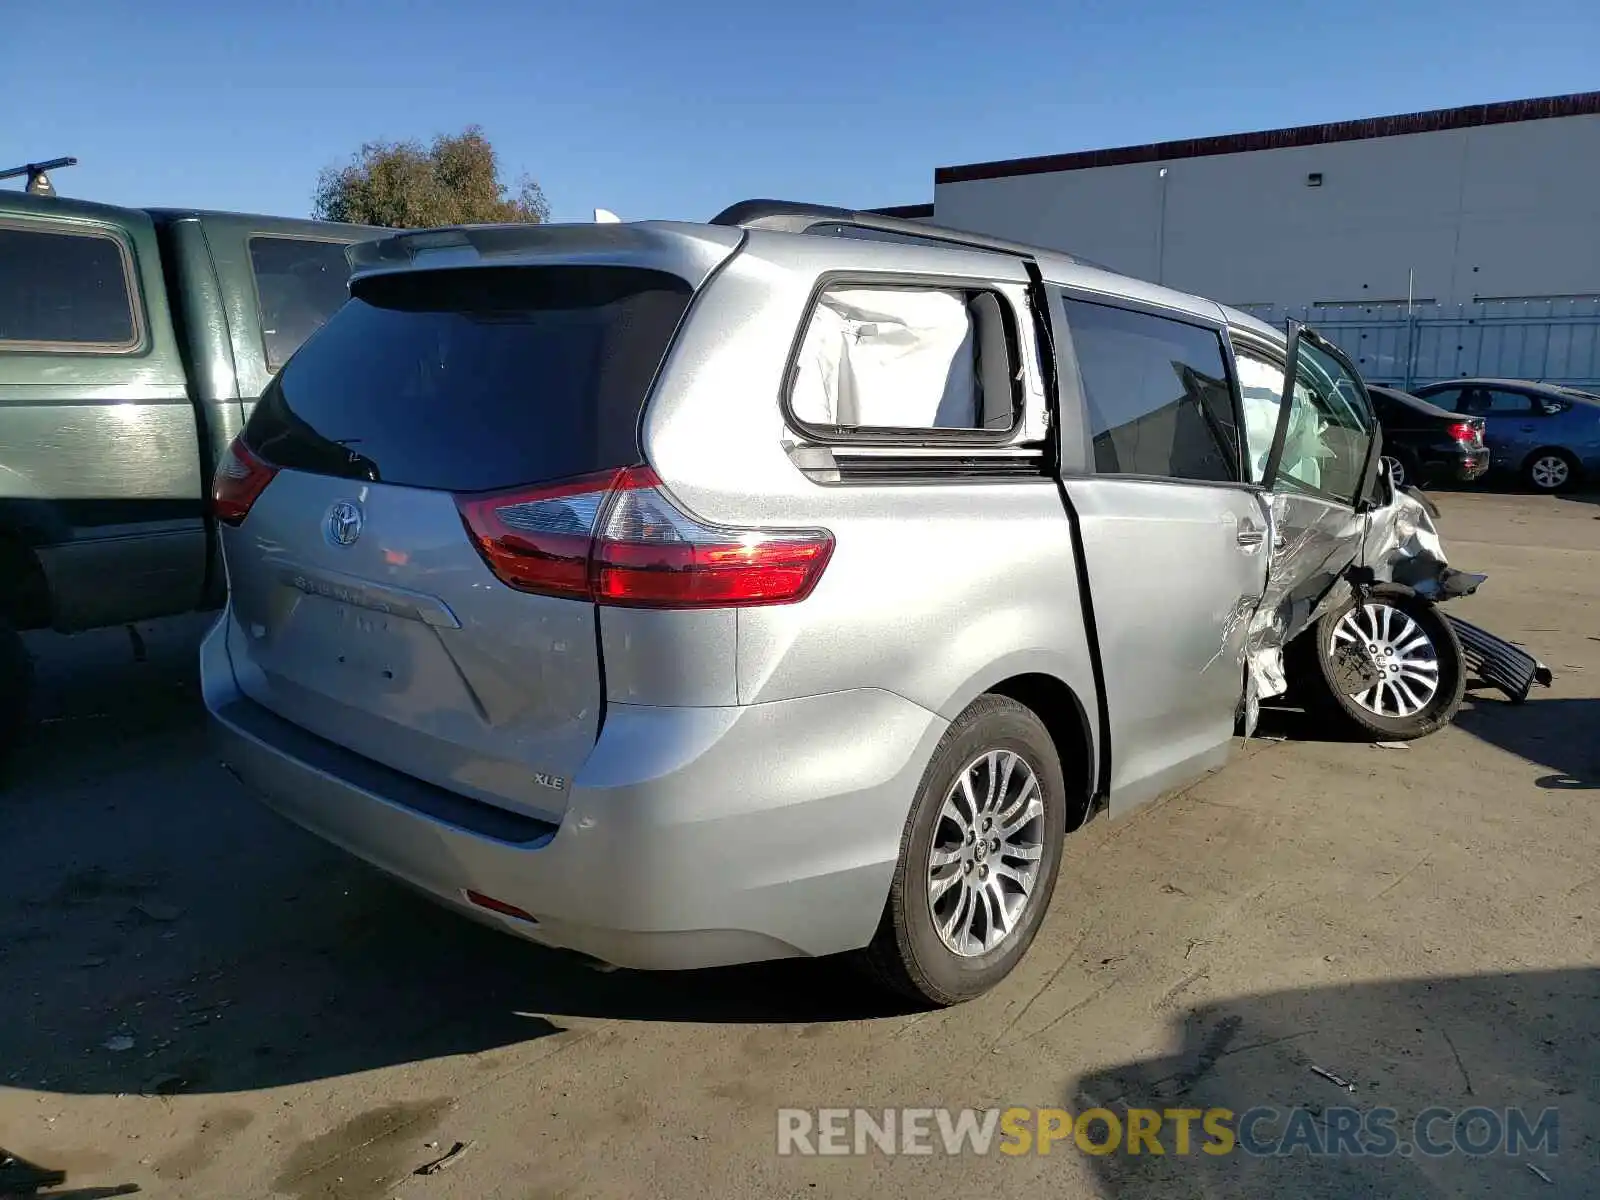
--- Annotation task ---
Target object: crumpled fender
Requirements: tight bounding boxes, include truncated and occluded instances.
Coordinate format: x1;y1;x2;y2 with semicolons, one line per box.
1238;479;1493;736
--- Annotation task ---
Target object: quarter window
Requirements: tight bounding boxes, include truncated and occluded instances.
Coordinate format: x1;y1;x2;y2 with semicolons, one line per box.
1062;298;1240;482
788;284;1019;434
0;223;141;351
1417;386;1464;412
1232;344;1285;483
249;236;356;371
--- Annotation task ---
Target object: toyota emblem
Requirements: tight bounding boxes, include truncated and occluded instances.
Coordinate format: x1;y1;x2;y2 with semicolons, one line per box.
324;500;364;547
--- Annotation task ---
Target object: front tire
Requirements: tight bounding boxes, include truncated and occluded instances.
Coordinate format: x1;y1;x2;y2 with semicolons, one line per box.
862;695;1067;1006
1304;588;1465;740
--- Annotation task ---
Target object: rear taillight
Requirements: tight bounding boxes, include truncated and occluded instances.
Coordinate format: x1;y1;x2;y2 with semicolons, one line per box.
456;466;834;609
1447;420;1484;447
211;437;279;526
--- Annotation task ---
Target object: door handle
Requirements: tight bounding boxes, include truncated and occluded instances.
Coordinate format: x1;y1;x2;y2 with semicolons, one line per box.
1236;524;1266;548
1518;425;1536;433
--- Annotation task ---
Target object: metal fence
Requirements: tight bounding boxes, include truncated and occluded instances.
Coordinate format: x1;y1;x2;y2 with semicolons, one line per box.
1232;298;1600;392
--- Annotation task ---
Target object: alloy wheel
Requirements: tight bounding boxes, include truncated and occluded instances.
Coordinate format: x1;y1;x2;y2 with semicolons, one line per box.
1330;602;1441;718
1530;454;1570;490
1381;455;1407;489
926;750;1045;957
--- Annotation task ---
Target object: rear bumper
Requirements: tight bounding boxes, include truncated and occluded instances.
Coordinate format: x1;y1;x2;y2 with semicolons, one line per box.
1421;448;1488;482
202;614;945;970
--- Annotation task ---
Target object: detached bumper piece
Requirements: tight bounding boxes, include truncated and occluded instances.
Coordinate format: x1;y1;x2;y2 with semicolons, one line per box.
1446;616;1555;705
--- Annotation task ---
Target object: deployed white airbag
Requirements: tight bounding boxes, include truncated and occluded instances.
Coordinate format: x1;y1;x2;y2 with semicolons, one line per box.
790;287;978;428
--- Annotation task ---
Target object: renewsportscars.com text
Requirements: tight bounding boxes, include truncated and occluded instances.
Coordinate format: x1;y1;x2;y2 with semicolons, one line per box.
776;1105;1559;1159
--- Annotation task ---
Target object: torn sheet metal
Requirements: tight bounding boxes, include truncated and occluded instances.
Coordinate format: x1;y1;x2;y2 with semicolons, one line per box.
1238;478;1483;731
1240;489;1367;724
1360;484;1486;599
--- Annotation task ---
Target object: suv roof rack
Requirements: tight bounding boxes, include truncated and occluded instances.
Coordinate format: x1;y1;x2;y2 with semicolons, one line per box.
0;157;78;197
709;199;1078;264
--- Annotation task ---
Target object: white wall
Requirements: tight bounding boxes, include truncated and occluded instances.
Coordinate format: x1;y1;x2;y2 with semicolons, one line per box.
933;114;1600;309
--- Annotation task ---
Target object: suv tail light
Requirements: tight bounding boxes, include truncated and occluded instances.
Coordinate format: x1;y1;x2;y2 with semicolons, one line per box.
211;437;280;526
456;466;834;608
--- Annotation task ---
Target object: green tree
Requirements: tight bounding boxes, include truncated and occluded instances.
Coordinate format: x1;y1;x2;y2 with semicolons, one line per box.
312;125;549;228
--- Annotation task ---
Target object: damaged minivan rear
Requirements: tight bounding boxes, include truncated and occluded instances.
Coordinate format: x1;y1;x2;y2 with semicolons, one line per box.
204;204;1536;1007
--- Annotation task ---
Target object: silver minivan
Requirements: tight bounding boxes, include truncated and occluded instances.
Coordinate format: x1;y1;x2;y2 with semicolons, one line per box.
202;203;1467;1005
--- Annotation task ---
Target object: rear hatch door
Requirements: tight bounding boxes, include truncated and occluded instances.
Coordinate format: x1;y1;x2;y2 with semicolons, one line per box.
221;228;737;822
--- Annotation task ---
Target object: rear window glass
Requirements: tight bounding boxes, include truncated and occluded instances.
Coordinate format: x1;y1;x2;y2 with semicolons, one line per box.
249;236;356;370
0;223;141;350
245;265;693;492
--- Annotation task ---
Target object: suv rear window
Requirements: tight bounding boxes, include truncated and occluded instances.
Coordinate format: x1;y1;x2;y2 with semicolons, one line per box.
249;236;356;371
0;223;141;351
244;265;693;493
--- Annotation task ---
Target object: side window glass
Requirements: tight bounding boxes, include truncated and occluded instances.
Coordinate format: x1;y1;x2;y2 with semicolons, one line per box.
1422;387;1463;413
1233;345;1284;482
0;223;142;352
789;285;1018;434
249;237;355;371
1484;389;1537;415
1062;298;1239;482
1276;335;1375;503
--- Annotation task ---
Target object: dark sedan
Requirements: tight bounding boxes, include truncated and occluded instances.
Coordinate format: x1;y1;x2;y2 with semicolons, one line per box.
1411;378;1600;493
1366;385;1489;491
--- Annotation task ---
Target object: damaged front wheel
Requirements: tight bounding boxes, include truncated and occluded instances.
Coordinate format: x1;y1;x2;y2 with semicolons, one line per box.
1303;587;1466;741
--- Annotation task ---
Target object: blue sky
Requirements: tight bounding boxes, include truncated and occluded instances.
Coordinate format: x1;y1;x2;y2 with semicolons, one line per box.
6;0;1598;222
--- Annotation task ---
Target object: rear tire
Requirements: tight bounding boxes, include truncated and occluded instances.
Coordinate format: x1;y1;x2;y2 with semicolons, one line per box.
862;695;1067;1007
0;619;32;777
1302;587;1465;741
1523;448;1579;493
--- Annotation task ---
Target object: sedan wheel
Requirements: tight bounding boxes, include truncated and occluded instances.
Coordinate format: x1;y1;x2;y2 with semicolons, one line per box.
1526;452;1573;492
1380;454;1407;490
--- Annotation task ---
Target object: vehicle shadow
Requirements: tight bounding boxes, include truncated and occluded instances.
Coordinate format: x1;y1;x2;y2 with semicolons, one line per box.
1;621;909;1103
0;1148;139;1197
1451;695;1599;790
2;827;909;1100
1255;687;1597;787
5;614;218;794
1252;704;1371;745
1068;968;1596;1199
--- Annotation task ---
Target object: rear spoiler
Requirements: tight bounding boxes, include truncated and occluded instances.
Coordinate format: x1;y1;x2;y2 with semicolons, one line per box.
343;221;744;290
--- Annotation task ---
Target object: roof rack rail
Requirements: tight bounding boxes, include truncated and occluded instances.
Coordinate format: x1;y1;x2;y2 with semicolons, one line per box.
0;157;78;197
709;199;1075;264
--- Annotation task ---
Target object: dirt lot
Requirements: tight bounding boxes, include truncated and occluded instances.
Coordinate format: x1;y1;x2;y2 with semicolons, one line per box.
1;488;1596;1200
